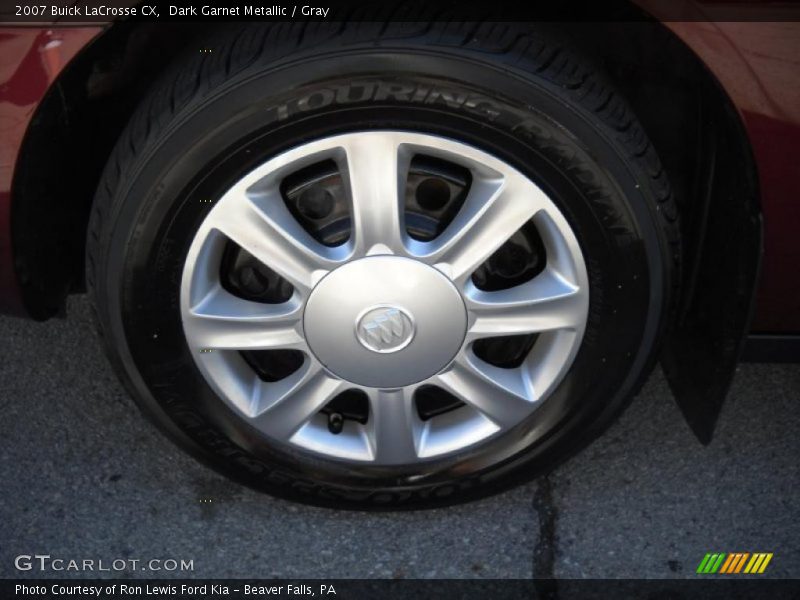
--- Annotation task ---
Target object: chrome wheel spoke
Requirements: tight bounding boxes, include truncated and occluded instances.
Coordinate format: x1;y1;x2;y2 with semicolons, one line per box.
339;135;408;256
415;175;546;284
250;363;345;440
213;190;341;295
367;388;420;464
185;287;305;351
465;268;585;339
433;357;534;428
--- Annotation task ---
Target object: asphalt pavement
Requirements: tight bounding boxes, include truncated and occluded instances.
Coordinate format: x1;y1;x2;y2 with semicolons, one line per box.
1;296;798;579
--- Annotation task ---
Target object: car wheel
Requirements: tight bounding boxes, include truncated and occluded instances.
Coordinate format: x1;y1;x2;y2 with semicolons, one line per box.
87;22;679;508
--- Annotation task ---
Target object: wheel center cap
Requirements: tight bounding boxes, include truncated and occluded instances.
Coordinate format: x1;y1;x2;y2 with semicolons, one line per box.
303;256;467;388
355;305;416;354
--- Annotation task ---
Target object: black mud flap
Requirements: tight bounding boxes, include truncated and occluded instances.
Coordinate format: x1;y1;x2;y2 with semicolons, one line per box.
660;101;762;445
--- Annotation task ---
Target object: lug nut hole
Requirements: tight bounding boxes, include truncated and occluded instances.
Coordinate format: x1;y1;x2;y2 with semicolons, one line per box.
297;186;334;220
238;265;270;295
415;177;451;211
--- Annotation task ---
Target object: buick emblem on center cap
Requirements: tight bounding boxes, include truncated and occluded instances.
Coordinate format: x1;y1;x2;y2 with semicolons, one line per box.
356;306;416;354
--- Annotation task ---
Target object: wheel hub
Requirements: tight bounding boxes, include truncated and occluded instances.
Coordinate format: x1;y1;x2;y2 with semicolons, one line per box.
303;256;467;388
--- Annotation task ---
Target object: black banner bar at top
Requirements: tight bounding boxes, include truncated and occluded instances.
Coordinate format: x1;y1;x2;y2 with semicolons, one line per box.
2;0;800;24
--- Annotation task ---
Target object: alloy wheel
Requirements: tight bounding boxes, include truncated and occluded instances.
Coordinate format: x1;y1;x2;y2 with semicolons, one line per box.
180;131;589;465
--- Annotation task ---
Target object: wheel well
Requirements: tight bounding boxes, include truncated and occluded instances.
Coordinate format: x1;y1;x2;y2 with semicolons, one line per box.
11;19;758;320
561;21;760;321
10;22;215;319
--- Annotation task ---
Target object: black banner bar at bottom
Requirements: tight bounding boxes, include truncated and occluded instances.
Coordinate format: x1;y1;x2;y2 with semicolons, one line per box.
3;578;800;600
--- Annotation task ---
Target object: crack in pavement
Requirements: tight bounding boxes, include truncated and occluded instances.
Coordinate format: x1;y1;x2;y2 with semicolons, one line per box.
532;476;559;599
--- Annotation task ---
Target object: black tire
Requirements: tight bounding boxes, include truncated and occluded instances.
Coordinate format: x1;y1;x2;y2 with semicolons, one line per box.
86;21;680;509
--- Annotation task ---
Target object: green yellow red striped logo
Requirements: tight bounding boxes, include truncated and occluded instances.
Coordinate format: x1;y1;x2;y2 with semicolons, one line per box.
696;552;773;574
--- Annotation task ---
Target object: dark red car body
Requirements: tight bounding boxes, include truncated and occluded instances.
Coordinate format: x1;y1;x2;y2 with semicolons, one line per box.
0;26;100;315
663;19;800;333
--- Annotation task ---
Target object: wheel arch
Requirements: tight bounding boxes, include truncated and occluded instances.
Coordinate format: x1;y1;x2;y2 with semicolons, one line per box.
560;21;761;442
9;21;215;319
